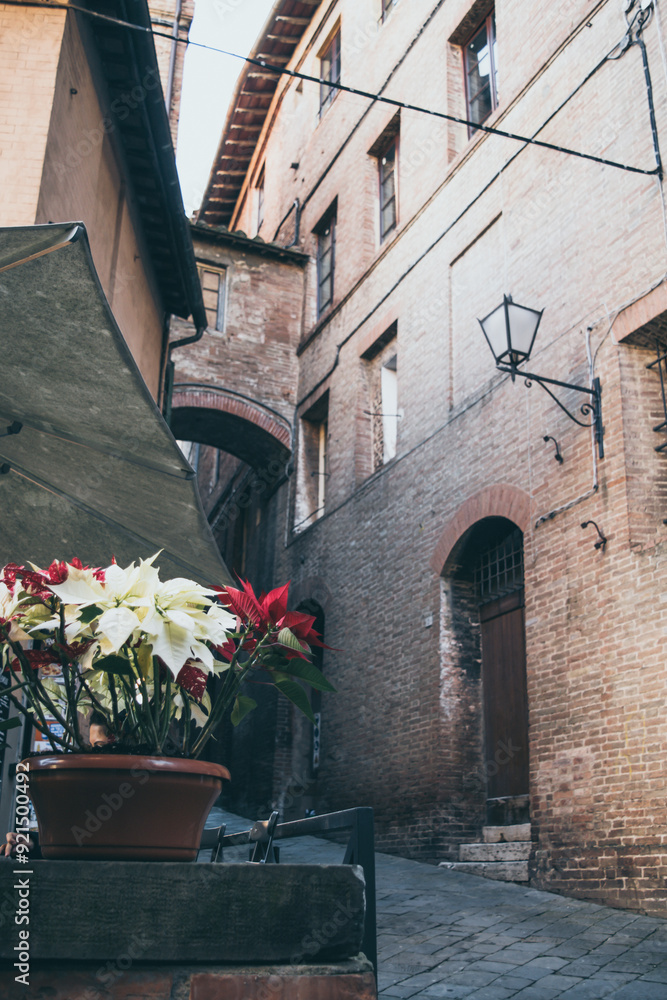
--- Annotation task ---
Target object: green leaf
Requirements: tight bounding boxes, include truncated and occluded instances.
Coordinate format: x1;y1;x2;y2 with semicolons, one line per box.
282;659;336;693
0;716;21;733
78;605;102;625
94;654;132;676
276;627;306;653
261;653;290;669
273;678;315;723
231;695;257;726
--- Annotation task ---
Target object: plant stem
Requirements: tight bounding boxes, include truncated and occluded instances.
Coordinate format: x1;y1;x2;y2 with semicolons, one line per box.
190;628;271;758
152;656;161;750
107;673;122;739
132;650;159;749
158;671;171;748
0;625;75;749
117;673;142;741
181;694;192;754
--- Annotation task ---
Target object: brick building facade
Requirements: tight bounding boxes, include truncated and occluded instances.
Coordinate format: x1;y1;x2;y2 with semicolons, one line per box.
0;0;196;397
174;0;667;915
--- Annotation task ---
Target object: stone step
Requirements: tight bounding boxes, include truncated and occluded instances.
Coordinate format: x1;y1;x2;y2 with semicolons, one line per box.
483;823;531;843
459;841;531;862
440;860;529;882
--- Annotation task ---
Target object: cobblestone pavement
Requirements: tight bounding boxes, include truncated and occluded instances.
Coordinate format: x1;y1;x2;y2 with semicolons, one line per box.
213;810;667;999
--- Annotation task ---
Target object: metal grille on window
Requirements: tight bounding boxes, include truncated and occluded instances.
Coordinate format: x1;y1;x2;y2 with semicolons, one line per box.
646;340;667;452
474;528;524;603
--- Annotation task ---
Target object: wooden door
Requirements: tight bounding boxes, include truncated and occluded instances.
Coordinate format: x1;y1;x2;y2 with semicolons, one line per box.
480;590;529;799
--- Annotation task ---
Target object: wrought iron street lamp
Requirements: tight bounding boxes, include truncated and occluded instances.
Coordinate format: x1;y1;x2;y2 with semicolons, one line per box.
479;295;604;459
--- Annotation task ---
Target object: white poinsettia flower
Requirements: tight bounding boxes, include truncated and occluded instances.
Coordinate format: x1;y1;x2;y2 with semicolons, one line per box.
148;621;196;676
78;641;99;673
13;552;239;685
0;582;17;616
96;606;142;653
206;603;236;630
156;577;217;606
190;639;214;670
0;583;30;640
189;701;209;728
163;607;199;632
48;565;106;606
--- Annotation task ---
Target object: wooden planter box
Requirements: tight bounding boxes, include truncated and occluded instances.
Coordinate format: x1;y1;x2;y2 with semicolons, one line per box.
0;862;376;998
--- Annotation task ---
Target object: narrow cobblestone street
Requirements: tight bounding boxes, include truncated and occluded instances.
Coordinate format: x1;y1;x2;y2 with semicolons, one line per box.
217;811;667;999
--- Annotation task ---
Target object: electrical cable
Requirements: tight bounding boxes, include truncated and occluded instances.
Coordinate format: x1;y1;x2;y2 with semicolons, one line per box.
1;0;660;179
295;7;664;409
285;264;667;548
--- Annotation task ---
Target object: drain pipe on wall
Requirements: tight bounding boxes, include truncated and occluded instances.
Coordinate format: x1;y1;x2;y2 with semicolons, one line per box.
163;323;206;425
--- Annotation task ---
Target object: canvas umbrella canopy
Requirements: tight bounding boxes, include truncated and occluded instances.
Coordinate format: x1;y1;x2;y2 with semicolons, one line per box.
0;223;232;587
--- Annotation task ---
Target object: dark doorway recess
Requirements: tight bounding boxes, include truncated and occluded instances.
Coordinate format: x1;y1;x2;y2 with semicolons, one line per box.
475;525;529;825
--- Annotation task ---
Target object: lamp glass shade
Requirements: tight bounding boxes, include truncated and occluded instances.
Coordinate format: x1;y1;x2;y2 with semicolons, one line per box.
479;295;543;366
478;301;508;360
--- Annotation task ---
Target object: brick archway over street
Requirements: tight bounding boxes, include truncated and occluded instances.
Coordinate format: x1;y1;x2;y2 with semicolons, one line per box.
171;385;292;471
430;484;532;575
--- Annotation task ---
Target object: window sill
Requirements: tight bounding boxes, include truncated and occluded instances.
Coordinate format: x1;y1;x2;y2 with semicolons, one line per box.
379;225;398;249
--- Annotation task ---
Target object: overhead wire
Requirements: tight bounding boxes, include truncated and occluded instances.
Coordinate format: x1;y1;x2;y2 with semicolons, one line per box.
295;8;663;409
1;0;661;179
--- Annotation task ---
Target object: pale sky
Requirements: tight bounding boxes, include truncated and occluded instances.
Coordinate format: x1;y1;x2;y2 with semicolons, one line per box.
176;0;276;217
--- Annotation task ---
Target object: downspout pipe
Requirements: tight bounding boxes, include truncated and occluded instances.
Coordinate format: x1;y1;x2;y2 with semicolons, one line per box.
169;323;207;352
164;322;206;423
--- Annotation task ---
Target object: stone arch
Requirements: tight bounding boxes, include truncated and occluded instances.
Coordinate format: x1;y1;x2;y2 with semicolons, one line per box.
170;385;292;471
430;484;531;575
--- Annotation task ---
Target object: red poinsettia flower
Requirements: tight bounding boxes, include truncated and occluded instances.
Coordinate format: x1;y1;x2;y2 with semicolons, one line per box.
215;579;331;662
214;579;291;629
176;660;208;702
215;637;237;663
7;558;106;602
0;563;22;592
52;640;95;663
6;649;59;674
280;610;328;648
69;557;106;583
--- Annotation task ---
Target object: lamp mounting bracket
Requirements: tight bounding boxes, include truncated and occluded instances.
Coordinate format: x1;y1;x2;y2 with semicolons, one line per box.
497;366;604;458
581;520;607;550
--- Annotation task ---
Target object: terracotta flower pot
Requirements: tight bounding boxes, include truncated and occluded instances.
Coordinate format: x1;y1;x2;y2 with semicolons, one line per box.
25;754;230;861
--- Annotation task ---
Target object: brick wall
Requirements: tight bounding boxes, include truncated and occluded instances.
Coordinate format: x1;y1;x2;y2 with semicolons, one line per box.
0;5;66;226
32;12;166;398
188;0;667;915
170;227;307;426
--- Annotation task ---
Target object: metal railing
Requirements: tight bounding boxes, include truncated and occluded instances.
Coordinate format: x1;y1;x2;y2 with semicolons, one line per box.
201;807;376;977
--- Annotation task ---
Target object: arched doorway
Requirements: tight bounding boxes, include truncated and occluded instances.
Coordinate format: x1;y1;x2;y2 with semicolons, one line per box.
475;524;528;822
446;516;529;827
